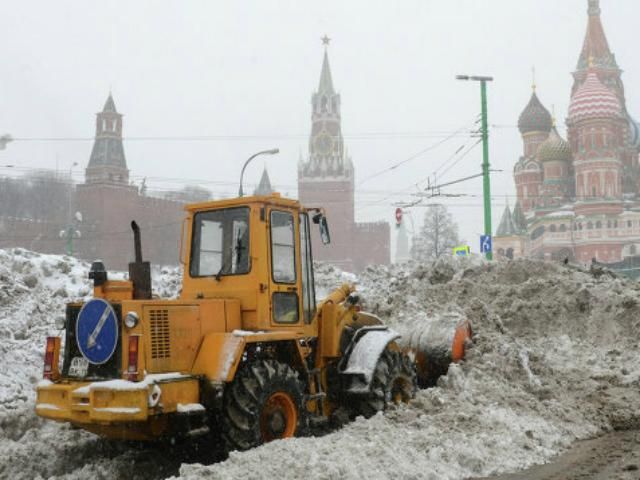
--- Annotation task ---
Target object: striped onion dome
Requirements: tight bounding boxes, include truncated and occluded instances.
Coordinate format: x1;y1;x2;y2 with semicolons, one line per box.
538;127;571;163
568;71;621;122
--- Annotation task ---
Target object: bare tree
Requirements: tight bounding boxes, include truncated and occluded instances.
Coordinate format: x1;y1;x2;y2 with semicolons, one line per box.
0;170;71;223
411;204;459;261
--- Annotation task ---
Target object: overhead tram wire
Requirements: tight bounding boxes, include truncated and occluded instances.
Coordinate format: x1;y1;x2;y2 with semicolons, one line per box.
356;117;480;187
431;115;481;176
355;132;483;211
7;129;475;144
437;139;483;179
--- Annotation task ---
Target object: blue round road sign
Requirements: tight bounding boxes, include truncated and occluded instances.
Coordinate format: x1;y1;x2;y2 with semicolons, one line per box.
76;298;119;365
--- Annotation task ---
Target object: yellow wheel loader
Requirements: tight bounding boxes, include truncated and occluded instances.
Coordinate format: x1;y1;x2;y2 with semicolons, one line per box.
36;191;464;451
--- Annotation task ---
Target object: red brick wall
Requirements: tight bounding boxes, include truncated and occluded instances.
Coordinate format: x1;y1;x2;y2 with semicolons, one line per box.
75;184;184;270
298;177;390;272
0;217;64;254
299;178;356;271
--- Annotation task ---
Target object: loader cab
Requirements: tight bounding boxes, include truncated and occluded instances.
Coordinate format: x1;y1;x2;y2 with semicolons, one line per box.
181;193;324;335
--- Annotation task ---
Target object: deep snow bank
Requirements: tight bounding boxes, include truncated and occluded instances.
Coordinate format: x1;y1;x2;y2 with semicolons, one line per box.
2;250;640;480
0;249;183;479
178;257;640;480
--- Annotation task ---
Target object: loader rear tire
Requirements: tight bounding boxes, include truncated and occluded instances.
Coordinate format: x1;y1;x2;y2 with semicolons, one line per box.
221;359;304;452
352;348;416;419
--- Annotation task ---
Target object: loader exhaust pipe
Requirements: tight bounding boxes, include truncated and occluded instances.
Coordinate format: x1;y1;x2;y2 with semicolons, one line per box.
129;221;152;300
132;221;143;263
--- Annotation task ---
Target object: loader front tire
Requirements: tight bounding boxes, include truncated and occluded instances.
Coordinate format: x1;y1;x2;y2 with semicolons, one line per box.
221;359;304;452
352;348;416;418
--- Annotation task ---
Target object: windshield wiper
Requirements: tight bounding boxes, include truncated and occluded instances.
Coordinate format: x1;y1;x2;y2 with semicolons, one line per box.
215;261;226;282
215;225;246;282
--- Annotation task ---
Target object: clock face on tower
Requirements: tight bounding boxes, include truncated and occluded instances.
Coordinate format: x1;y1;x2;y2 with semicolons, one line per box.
314;133;333;154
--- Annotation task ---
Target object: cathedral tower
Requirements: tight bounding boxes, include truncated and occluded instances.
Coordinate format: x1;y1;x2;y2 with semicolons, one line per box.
572;0;640;194
514;87;552;214
568;68;625;216
537;123;573;209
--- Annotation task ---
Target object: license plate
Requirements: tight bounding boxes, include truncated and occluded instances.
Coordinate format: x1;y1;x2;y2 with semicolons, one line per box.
68;356;89;377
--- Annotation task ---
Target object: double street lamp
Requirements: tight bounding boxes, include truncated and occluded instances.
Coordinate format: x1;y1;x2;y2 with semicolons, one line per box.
457;75;494;260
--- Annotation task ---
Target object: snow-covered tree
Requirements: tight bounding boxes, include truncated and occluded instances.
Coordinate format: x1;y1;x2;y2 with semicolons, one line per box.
411;204;459;261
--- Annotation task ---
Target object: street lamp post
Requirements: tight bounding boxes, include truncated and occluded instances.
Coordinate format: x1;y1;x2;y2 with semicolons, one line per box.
238;148;280;197
456;75;494;260
63;162;79;255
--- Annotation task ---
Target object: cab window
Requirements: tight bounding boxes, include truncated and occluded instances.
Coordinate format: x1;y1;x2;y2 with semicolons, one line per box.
270;210;296;283
272;292;299;324
190;207;250;277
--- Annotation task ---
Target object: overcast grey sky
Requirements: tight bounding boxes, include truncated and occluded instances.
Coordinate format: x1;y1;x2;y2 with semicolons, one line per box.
1;0;638;252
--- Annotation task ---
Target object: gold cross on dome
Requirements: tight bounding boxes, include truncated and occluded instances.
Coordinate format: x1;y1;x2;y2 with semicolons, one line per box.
321;35;331;46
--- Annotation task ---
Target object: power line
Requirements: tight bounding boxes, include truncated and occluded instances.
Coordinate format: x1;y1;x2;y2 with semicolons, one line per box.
438;139;483;179
6;130;477;143
357;118;479;186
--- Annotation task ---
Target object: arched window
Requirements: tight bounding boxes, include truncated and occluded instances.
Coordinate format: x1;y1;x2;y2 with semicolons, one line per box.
614;220;618;228
559;224;567;232
506;248;514;259
321;96;328;112
596;221;602;229
549;224;557;232
628;220;633;228
607;220;611;228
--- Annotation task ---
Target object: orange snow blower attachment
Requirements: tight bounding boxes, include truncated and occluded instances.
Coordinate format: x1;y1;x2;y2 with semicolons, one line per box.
407;314;473;388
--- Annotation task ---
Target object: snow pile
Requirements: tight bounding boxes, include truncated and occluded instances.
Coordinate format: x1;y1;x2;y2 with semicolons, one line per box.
178;257;640;479
0;249;184;480
0;249;90;417
2;249;640;479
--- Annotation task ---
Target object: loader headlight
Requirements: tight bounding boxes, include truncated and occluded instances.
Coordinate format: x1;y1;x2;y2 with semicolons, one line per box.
124;312;139;329
55;316;66;330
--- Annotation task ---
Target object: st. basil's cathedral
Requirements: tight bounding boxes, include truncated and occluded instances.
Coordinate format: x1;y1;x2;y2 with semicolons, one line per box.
494;0;640;270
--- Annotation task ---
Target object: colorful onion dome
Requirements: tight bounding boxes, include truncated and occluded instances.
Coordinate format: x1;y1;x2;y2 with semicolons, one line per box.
518;91;553;135
568;71;621;122
538;127;571;163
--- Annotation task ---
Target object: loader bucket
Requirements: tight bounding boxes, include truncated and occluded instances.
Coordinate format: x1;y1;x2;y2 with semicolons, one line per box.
406;314;473;388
